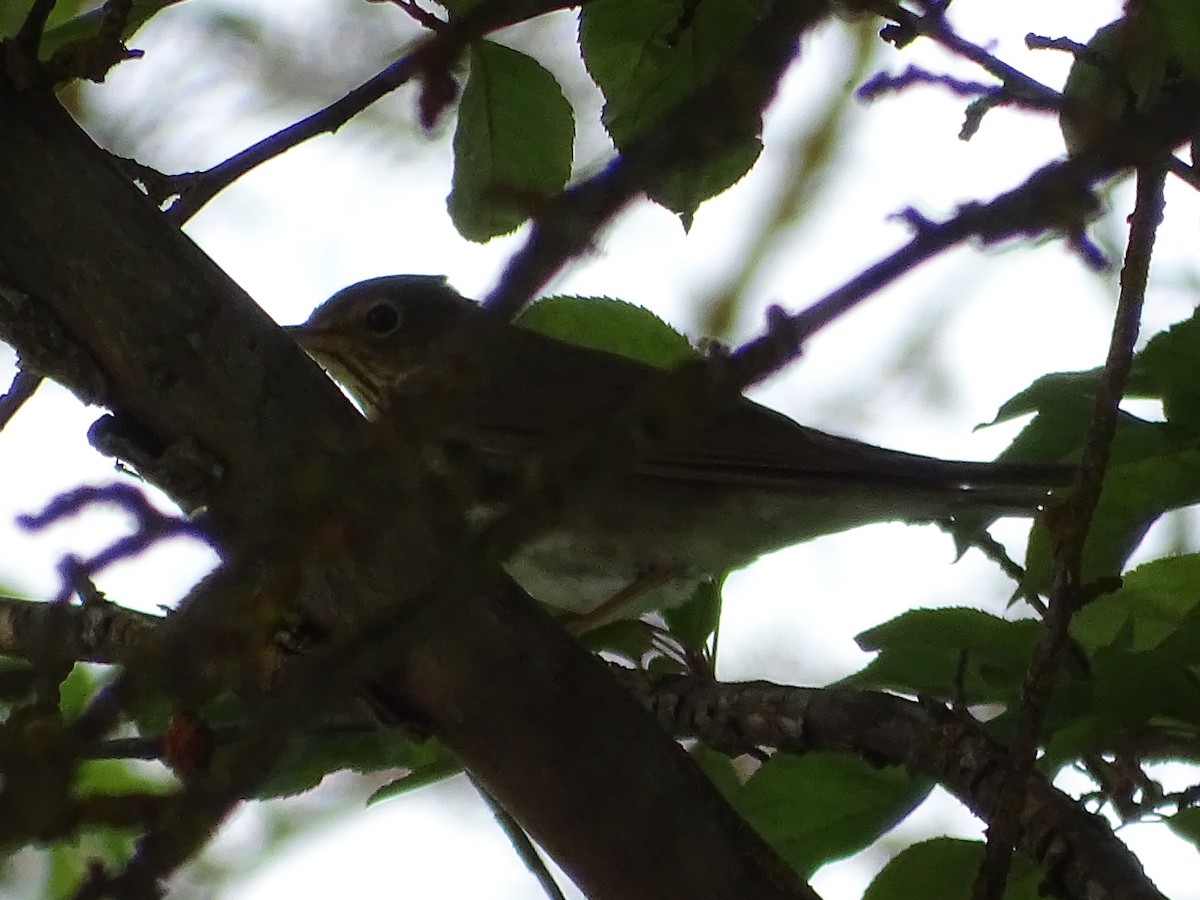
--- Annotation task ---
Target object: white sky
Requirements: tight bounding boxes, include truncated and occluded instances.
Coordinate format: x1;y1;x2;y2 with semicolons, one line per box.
3;0;1198;897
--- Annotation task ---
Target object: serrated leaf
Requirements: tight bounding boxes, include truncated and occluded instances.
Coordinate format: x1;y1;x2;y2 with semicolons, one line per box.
864;838;1041;900
1132;306;1200;429
1072;554;1200;653
369;753;464;804
844;608;1042;703
1090;645;1200;728
1023;446;1200;592
735;753;930;878
1045;642;1200;768
255;726;447;799
40;0;189;60
986;342;1200;593
1168;805;1200;846
448;40;574;242
1060;17;1172;155
1144;0;1200;79
517;294;696;368
653;138;762;225
578;0;769;217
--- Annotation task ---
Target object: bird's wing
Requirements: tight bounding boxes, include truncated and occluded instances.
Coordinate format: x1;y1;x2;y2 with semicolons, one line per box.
449;327;1067;494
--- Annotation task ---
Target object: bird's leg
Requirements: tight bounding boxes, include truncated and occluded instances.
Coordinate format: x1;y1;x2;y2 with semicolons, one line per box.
565;561;677;636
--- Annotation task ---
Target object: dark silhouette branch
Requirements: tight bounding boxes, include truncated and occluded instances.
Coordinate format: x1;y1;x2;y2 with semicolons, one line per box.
973;160;1168;900
628;673;1168;900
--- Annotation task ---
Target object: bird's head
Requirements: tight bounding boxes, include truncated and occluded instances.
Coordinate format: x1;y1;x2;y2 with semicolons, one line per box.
286;274;478;414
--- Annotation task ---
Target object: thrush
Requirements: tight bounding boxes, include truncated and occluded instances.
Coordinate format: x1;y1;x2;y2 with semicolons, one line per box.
287;275;1066;618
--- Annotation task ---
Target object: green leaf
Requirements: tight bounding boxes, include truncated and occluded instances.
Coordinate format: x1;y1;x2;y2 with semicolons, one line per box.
1059;16;1172;155
1168;804;1200;846
736;753;930;878
987;341;1200;592
1023;446;1200;591
447;40;574;242
1133;305;1200;429
844;608;1043;704
39;0;190;60
1045;557;1200;766
1043;643;1200;768
1091;645;1200;728
1144;0;1200;79
864;838;1041;900
578;0;768;218
47;825;140;899
690;743;744;800
578;617;661;664
1072;554;1200;653
256;726;448;799
659;139;763;228
59;663;105;720
74;759;172;798
517;294;696;368
661;576;722;655
369;752;464;804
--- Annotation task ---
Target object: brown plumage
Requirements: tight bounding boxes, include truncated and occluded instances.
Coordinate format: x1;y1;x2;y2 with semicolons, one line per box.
288;275;1067;616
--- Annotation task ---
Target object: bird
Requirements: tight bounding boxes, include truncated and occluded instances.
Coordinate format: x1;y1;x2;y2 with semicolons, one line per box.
286;275;1067;620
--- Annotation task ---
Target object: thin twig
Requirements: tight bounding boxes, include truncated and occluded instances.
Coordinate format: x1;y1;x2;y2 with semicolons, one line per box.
161;0;582;223
970;158;1168;900
12;0;58;60
877;1;1060;109
470;774;568;900
18;483;215;601
968;529;1046;617
0;369;41;430
873;2;1200;189
390;0;448;32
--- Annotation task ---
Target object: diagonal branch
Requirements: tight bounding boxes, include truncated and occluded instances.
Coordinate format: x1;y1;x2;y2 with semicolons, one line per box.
0;36;818;900
971;159;1168;900
157;0;586;223
626;673;1168;900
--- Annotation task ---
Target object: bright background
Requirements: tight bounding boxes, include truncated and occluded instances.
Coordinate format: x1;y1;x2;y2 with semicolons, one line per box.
3;1;1198;897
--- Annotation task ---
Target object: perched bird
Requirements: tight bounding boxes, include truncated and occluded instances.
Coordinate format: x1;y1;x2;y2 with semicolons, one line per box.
287;275;1066;619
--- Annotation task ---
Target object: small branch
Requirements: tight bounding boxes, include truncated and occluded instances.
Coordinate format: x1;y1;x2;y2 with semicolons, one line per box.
1025;33;1087;56
40;0;144;84
858;65;1001;101
967;529;1046;617
388;0;448;32
10;0;57;65
160;0;581;223
18;483;215;601
623;673;1168;900
873;3;1200;191
0;592;160;664
971;159;1168;900
0;283;108;406
471;774;568;900
481;0;831;322
877;1;1060;109
0;369;40;430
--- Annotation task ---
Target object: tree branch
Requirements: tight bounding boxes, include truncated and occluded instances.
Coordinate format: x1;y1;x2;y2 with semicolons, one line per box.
0;45;816;900
627;673;1168;900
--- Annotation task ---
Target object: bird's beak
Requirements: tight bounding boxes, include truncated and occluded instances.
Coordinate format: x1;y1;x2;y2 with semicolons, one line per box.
282;323;336;353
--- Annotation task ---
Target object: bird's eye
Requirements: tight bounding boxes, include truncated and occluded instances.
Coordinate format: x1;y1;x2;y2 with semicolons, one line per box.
363;302;400;335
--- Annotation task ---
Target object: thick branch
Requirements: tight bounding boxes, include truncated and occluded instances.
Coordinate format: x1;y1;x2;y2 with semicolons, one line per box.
627;674;1166;900
0;59;813;900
